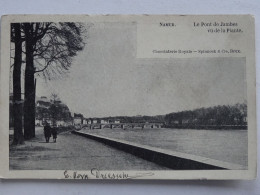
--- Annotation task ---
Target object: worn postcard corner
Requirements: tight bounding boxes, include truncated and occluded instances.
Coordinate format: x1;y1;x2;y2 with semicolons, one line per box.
0;14;256;180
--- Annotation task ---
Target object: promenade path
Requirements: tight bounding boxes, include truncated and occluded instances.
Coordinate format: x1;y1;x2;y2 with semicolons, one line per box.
9;127;168;170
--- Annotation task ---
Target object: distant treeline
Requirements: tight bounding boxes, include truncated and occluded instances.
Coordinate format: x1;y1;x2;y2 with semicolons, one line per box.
88;103;247;130
164;103;247;129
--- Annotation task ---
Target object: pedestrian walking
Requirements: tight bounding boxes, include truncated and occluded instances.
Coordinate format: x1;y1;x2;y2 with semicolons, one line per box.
52;127;58;143
44;123;52;143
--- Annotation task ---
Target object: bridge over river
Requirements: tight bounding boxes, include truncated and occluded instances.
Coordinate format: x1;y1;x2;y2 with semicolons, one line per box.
77;122;163;130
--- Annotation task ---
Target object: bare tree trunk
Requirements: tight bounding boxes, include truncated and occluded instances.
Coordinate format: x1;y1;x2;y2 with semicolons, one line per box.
12;23;24;145
23;23;35;140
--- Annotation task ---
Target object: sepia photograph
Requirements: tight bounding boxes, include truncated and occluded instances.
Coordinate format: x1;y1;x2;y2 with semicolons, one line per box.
8;21;248;171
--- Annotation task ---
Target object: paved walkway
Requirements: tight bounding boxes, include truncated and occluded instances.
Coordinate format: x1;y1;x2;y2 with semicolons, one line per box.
9;128;168;170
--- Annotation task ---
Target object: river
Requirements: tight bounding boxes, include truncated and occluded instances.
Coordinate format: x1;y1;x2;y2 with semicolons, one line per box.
81;128;248;167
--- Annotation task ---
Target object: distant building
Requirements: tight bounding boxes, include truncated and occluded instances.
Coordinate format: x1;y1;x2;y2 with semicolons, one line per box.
73;117;82;125
36;96;51;108
73;113;83;125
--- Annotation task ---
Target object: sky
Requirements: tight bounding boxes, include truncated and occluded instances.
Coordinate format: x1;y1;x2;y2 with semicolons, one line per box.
35;22;247;118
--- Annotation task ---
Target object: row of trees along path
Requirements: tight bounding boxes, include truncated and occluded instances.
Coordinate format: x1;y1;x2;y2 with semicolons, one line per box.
11;22;87;144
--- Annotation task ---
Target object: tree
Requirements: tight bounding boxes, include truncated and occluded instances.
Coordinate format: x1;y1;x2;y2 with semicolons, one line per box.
22;22;87;139
23;23;37;139
49;93;60;126
11;23;24;145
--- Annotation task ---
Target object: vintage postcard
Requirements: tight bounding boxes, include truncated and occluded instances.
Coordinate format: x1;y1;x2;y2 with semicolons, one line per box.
0;15;256;180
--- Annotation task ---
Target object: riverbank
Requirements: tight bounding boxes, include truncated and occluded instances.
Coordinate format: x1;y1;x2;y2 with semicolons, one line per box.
80;127;248;167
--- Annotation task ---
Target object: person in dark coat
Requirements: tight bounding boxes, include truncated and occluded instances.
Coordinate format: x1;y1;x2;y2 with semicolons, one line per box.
44;123;52;143
52;127;58;143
